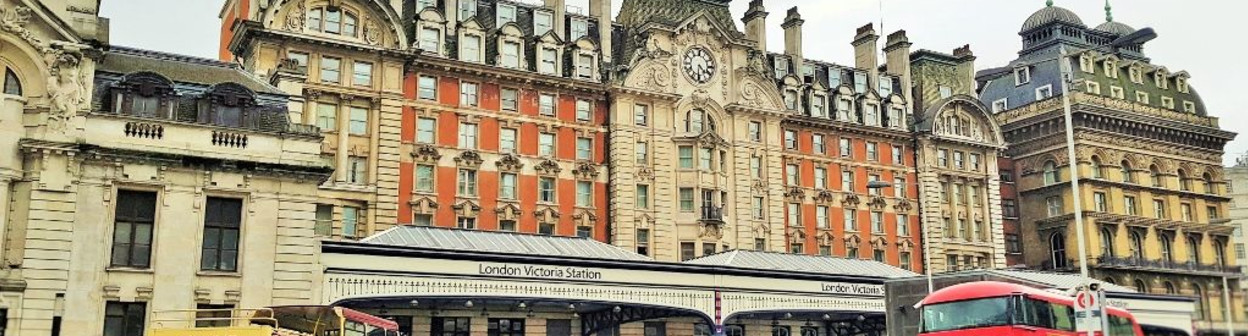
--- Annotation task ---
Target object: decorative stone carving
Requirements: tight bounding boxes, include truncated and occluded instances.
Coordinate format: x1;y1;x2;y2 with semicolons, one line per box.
784;187;805;202
496;203;522;221
894;199;913;212
896;239;915;253
363;20;381;45
454;151;484;168
868;196;888;210
871;236;888;250
817;231;835;246
751;180;767;193
700;222;722;240
788;229;806;244
534;207;560;223
286;0;306;31
629;64;671;92
812;190;837;204
573;210;597;227
453;200;481;217
47;53;87;132
411;144;442;163
636;167;655;181
534;160;561;175
573;162;599;179
841;193;861;207
843;235;862;248
411;197;438;213
495;154;523;172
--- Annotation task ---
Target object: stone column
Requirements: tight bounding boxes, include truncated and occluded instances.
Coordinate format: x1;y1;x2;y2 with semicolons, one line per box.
336;97;350;183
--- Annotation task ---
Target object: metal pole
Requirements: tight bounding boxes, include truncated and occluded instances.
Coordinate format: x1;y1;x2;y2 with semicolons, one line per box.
1058;45;1092;280
1225;276;1235;336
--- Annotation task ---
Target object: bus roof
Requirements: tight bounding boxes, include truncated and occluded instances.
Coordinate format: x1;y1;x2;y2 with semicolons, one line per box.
918;281;1133;317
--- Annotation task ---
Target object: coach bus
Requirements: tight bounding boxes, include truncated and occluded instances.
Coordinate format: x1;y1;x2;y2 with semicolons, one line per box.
918;281;1143;336
151;305;401;336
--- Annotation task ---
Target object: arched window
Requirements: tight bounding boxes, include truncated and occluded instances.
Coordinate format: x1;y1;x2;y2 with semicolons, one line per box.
1149;165;1162;187
1159;234;1173;263
1091;156;1105;179
685;109;714;133
1121;160;1134;183
1043;161;1059;185
1193;284;1207;319
1163;281;1176;294
1133;279;1148;293
2;68;21;96
1050;232;1067;269
1177;169;1191;191
1186;236;1200;264
1203;173;1215;194
1100;227;1115;258
1129;231;1144;259
307;7;359;37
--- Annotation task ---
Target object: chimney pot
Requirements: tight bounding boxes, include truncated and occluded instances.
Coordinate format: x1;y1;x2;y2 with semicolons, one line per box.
742;0;769;51
953;44;974;58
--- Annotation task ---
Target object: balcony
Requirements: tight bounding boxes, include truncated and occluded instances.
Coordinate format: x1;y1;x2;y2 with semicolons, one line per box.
700;205;725;223
1095;255;1242;276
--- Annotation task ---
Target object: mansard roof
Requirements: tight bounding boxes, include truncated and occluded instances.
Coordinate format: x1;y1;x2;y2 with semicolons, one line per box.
98;46;285;96
616;0;742;38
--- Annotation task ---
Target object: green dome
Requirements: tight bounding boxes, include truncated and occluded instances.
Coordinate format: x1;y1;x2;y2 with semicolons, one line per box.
1021;5;1086;33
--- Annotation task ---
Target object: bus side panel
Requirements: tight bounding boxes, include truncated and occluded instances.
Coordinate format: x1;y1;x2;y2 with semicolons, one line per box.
150;326;275;336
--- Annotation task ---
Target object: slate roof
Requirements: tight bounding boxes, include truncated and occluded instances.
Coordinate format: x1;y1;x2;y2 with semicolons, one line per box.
1094;21;1136;36
982;269;1136;293
361;226;654;262
684;250;919;279
616;0;742;38
97;46;284;95
1021;5;1085;33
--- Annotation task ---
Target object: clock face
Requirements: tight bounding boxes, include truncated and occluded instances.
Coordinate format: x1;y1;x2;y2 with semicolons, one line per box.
683;47;716;85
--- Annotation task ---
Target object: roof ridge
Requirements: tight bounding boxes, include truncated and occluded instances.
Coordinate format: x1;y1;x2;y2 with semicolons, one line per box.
108;45;240;70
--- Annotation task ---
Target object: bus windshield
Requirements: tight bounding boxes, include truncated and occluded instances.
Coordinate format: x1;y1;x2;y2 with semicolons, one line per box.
922;297;1012;333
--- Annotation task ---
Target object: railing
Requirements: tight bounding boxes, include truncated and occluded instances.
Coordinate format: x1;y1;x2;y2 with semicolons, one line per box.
101;103;321;137
151;308;277;330
1096;254;1243;274
700;205;724;222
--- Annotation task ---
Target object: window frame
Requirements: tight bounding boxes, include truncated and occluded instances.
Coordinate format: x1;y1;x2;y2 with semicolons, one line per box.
201;197;244;272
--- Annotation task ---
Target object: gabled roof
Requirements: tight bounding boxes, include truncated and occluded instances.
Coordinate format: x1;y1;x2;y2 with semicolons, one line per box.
98;46;284;95
361;225;654;262
683;250;918;278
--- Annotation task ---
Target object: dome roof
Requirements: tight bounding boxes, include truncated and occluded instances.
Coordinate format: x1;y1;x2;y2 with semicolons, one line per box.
1094;21;1136;36
1021;5;1086;33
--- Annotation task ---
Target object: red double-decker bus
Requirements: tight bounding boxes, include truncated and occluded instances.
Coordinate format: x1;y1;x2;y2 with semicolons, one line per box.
917;281;1143;336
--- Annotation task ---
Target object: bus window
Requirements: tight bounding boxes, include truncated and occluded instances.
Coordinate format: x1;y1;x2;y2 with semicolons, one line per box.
345;321;367;336
1109;316;1135;336
921;297;1011;332
1049;302;1075;331
1016;298;1055;329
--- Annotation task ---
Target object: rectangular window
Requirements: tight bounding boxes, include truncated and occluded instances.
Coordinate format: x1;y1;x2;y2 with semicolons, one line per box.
1036;85;1054;100
352;61;372;87
748;121;762;141
575;181;593;207
702;243;716;257
570;18;589;40
813;134;825;154
678;146;694;168
314;204;334;236
1047;196;1063;217
576;137;593;161
342;206;359;238
938;149;948;167
1006;234;1022;253
784;130;797;149
499;173;517;200
576;226;592;238
539;132;556;157
499;127;517;153
420;27;440;53
1110;86;1125;99
287;51;309;73
1094;192;1108;212
538;224;555;236
816;206;829;229
853;72;867;93
460;82;479;107
871;211;884;233
316;104;337;131
577;54;594;79
636;229;650;255
103;302;146;336
895;177;906;198
498;220;517;232
501;41;520;68
636;185;650;209
679;188;695;212
534;11;553;36
458;122;478;149
897;214;910;236
954;151;965;169
539;93;556;116
457;169;478;196
415;164;435;192
1181;203;1193;222
751;156;763;178
634;104;649;126
840;138;852;158
788;203;802;226
680;243;696;261
1124;196;1138;216
459;0;477;22
540;48;557;75
418;75;437;100
700;148;713;170
433;317;471;336
417;117;436;144
992;99;1008;113
892;145;904;164
496;4;516;24
538;177;557;203
811;94;826;117
753;197;765;220
814;167;827;189
500;88;519;111
786;164;799;185
1153;199;1166;219
576;100;592;121
635;142;648;164
194;303;235;328
844;209;857;231
111;190;157;268
842;170;855;192
866;142;878;161
348;106;368;135
319;56;341;83
868;174;882;196
1014;67;1031;85
201;197;242;272
347;156;367;184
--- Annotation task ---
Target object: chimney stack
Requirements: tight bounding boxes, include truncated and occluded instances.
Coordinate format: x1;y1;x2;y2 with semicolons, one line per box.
545;0;566;38
852;23;880;88
953;44;976;90
742;0;768;51
782;7;805;67
884;30;913;101
589;0;612;63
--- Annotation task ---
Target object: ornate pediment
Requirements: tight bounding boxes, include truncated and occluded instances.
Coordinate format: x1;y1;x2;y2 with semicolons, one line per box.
411;144;442;163
496;203;522;221
751;180;768;193
573;209;597;227
871;236;888;250
894;199;913;212
817;231;835;245
573;162;600;180
897;239;916;252
410;196;438;214
496;154;524;172
636;167;655;182
700;222;723;240
868;196;888;210
454;151;484;168
784;187;806;202
534;159;562;175
841;193;861;207
453;200;481;217
692;130;730;148
534;207;560;223
813;190;837;204
843;234;863;248
788;229;806;244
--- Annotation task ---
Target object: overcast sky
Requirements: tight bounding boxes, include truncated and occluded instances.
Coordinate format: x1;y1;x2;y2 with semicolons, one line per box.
100;0;1248;166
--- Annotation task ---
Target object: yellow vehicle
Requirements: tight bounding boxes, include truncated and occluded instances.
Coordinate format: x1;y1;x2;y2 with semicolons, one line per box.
151;305;401;336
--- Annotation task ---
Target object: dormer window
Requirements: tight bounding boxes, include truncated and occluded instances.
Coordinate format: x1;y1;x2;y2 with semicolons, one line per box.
992;99;1008;113
802;64;815;78
864;103;880;126
1104;60;1118;78
534;11;553;36
501;41;521;68
539;47;558;75
888;106;903;129
1177;77;1189;93
879;76;893;96
461;34;482;62
853;72;867;94
1014;67;1030;85
459;0;477;19
828;70;842;87
837;98;853;121
416;0;436;11
1136;91;1149;104
420;27;441;53
1035;85;1053;100
773;56;789;79
1109;86;1124;99
497;4;516;25
1161;96;1175;109
1155;72;1168;89
1183;101;1196;113
576;53;594;79
811;94;826;118
1084;81;1101;95
1079;54;1094;73
1129;67;1142;83
570;18;589;40
307;7;358;37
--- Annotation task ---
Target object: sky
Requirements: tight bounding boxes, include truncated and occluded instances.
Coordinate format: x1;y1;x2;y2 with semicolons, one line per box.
99;0;1248;166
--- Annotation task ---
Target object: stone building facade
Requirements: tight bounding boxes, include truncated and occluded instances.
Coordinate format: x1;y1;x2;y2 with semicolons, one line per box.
978;3;1244;334
0;1;332;335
